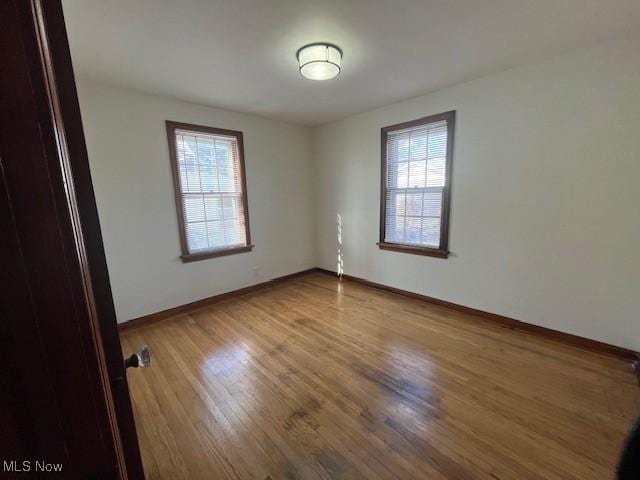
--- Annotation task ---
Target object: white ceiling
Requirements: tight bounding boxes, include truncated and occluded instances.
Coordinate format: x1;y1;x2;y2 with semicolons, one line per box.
63;0;640;126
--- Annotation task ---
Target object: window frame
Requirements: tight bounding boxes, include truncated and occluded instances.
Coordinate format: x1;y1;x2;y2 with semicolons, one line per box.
378;110;455;259
166;120;253;263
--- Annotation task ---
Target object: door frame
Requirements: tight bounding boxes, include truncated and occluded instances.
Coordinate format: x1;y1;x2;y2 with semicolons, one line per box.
1;0;144;477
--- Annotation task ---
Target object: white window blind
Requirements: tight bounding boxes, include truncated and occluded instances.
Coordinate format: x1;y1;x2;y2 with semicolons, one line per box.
174;128;248;254
383;117;450;250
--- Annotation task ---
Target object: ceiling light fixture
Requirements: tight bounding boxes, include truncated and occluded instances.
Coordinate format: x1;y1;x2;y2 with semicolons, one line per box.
296;43;342;81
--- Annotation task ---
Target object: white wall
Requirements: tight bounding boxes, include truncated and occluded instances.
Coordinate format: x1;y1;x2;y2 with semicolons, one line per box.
313;36;640;351
78;37;640;349
77;81;315;322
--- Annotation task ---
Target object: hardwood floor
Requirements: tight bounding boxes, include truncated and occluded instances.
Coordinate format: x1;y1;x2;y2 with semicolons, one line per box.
121;272;639;479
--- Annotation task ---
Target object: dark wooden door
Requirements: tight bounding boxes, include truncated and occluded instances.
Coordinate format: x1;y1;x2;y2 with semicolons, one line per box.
0;0;144;477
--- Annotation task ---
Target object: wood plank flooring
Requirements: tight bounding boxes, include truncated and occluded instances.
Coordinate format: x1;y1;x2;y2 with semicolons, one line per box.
121;272;640;479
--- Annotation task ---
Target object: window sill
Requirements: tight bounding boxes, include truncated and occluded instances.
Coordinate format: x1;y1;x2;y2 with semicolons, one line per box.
181;244;254;263
377;242;448;259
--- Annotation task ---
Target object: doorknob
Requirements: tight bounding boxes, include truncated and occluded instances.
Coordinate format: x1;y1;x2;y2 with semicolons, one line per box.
125;346;151;369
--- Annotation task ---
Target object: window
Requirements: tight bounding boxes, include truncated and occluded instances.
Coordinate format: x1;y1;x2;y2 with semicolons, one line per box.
379;111;455;258
166;121;252;262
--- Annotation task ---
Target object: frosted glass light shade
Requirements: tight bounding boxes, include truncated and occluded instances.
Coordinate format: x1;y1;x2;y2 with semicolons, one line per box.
296;43;342;80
